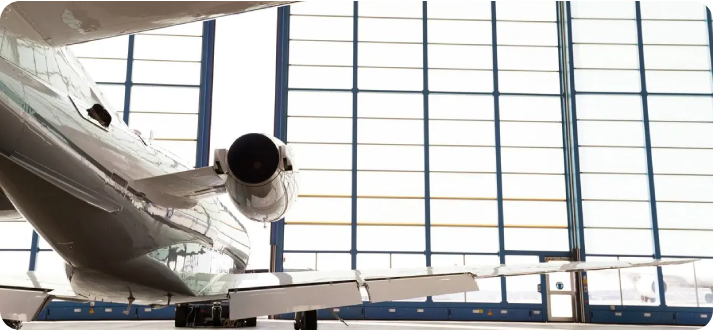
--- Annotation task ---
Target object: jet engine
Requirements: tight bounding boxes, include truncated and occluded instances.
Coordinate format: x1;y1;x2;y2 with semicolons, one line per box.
635;275;667;302
214;133;298;224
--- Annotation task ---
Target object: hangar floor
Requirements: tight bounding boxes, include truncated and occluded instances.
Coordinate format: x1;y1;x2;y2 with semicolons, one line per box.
22;319;697;330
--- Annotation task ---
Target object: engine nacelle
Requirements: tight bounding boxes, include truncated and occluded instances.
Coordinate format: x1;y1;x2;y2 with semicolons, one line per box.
635;275;667;299
214;133;298;224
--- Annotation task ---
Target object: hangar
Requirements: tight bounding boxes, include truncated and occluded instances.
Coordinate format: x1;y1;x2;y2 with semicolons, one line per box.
0;0;711;329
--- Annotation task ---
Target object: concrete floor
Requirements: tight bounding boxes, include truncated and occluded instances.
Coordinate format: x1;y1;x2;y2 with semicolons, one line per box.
21;319;699;330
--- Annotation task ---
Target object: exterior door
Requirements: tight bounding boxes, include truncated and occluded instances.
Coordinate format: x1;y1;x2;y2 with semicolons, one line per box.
545;257;576;322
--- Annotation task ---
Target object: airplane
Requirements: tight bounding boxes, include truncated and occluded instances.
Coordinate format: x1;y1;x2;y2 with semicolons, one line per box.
0;1;696;330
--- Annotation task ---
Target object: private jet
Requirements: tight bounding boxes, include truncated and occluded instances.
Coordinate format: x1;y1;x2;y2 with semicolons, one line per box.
0;1;694;330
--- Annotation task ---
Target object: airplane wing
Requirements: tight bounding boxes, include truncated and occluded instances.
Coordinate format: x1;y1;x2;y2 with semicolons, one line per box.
0;259;695;321
7;1;297;47
0;189;23;221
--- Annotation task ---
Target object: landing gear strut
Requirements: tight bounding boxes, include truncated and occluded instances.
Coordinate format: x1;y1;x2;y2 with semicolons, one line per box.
174;302;258;328
294;310;318;330
2;319;22;330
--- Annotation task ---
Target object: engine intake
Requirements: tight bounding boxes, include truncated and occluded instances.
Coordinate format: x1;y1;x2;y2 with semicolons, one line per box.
227;133;280;185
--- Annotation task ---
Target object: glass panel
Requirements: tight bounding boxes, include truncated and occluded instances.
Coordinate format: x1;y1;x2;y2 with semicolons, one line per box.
650;122;713;148
500;96;562;122
582;201;652;229
428;20;492;45
696;260;713;307
290;16;353;41
657;202;713;230
577;121;645;147
36;251;67;273
660;230;713;257
130;86;199;114
550;295;574;318
431;227;499;253
316;253;352;271
132;60;201;85
284;224;351;251
133;35;202;62
652;148;713;175
430;200;499;226
502;174;566;200
644;46;710;70
358;92;423;119
357;171;424;198
580;174;650;200
428;45;492;70
427;1;491;19
357;198;425;224
357;226;424;252
505;228;569;251
429;121;495;146
498;46;559;71
619;257;660;306
0;222;33;249
574;44;639;69
579;147;648;173
357;145;423;171
574;69;641;92
499;71;561;94
662;258;698;307
97;84;125;113
0;251;31;272
431;254;467;303
646;71;713;94
357;119;423;144
359;1;423;18
500;122;563;147
496;1;557;21
428;95;494;120
584;229;653;255
576;95;642;120
506;255;542;304
358;68;423;91
428;69;493;93
70;35;129;59
497;22;558;46
283;253;316;270
290;1;353;16
571;19;638;44
359;43;422;68
289;91;352;117
642;21;708;45
503;201;568;226
289;40;351;66
358;18;423;43
289;143;352;170
429;146;496;172
286;197;351;223
654;175;713;202
640;1;706;20
430;173;497;198
289;66;352;89
128;113;197;140
648;96;713;122
287;117;352;143
77;59;127;83
571;1;636;19
298;170;352;196
501;147;564;174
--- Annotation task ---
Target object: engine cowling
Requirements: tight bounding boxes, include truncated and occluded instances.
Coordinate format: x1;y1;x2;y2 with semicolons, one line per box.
214;133;298;224
635;275;667;299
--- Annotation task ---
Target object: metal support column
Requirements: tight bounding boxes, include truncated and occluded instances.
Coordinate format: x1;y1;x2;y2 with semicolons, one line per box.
351;1;359;270
634;0;666;307
271;6;291;273
196;20;216;168
422;1;432;302
28;231;39;271
490;1;507;302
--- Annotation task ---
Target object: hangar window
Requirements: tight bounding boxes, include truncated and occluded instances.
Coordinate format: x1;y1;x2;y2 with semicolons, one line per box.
618;257;660;306
284;224;351;251
654;175;713;203
0;251;31;272
429;146;496;172
290;1;353;16
503;201;568;227
132;60;201;85
644;46;709;71
465;254;503;302
358;92;423;119
585;256;623;306
573;44;640;69
357;226;425;252
357;118;423;145
77;59;127;83
505;228;569;251
287;117;352;143
499;71;561;94
0;222;33;249
288;143;352;170
582;201;652;229
642;21;708;45
646;71;712;94
428;70;493;93
359;43;423;68
580;174;650;201
288;91;352;118
501;147;564;174
497;22;558;46
357;171;424;198
571;1;635;19
652;149;713;175
499;96;561;122
429;120;495;146
428;94;494;120
428;45;492;70
357;198;425;225
358;18;423;43
573;70;641;93
647;96;713;122
289;66;353;89
571;20;638;44
290;16;353;41
576;95;642;120
428;20;492;45
577;121;645;147
130;86;199;114
496;1;556;21
286;197;351;224
657;202;713;230
289;41;352;67
498;46;559;72
584;229;653;255
97;85;125;114
297;170;352;196
35;251;67;273
500;122;563;148
357;145;424;171
660;231;713;257
358;68;423;91
430;200;499;226
358;1;422;18
431;227;499;253
430;173;497;199
133;35;202;62
579;147;647;174
502;174;566;200
129;113;197;140
640;1;706;19
662;258;699;307
650;122;713;148
427;1;491;20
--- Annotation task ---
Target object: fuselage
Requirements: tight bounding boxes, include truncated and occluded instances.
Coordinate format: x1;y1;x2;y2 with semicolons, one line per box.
0;22;251;305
